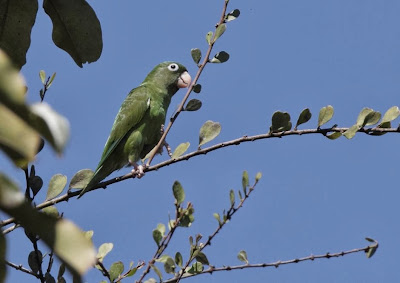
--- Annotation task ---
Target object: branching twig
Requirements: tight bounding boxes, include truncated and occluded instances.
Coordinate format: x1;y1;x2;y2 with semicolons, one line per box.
136;203;189;282
96;260;111;281
1;126;399;229
163;241;378;283
145;0;229;167
174;178;258;282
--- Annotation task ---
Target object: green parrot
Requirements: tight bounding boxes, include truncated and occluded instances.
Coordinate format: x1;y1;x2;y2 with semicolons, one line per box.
78;62;191;198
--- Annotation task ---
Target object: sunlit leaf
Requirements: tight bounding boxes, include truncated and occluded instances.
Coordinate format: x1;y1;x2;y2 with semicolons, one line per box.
42;206;59;218
48;72;57;88
150;264;162;280
69;169;94;190
46;174;67;200
109;261;124;282
229;189;235;207
206;31;213;45
213;23;226;43
381;106;400;124
163;257;176;274
343;124;359;139
237;250;248;264
198;120;222;148
195;252;209;265
242;170;249;191
318;105;334;127
97;243;113;262
326;132;342;140
171;142;190;159
255;172;262;182
39;70;46;84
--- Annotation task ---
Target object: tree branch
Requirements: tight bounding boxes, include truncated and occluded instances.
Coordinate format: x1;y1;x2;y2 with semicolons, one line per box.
5;260;40;279
163;240;378;283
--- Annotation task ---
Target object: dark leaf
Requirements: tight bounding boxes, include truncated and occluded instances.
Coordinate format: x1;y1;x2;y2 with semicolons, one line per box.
172;181;185;205
270;111;292;132
185;99;202;111
193;84;202;93
190;48;201;64
210;51;230;63
295;108;312;129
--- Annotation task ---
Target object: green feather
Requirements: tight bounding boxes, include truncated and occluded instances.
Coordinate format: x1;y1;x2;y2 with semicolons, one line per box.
79;62;190;198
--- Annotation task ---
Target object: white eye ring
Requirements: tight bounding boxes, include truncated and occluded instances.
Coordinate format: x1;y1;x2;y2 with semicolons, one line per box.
168;63;179;72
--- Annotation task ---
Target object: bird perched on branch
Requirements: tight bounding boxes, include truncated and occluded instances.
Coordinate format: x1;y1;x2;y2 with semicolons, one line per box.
79;62;191;198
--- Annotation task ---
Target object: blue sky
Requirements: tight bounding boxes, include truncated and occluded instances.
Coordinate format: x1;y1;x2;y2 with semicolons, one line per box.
2;0;400;282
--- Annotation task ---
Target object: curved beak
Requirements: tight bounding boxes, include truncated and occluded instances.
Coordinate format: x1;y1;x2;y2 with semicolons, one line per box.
177;71;191;88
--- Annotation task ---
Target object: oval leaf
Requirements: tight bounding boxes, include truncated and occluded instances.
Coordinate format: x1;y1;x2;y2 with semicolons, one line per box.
28;250;43;274
175;252;183;267
326;132;342;140
163;257;176;274
43;0;103;67
198;120;222;147
39;70;46;84
206;31;213;45
109;261;124;282
185;99;202;111
195;252;209;265
190;48;202;64
171;142;190;159
229;189;235;207
318;105;334;127
152;229;162;247
69;169;94;190
242;170;249;191
29;175;43;196
295;108;312;129
343;124;359;139
97;243;113;262
237;250;248;264
46;174;67;201
213;23;226;43
381;106;400;124
255;172;262;182
172;181;185;205
210;51;230;63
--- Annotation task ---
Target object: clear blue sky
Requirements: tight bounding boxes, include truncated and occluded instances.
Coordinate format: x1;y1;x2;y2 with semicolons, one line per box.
2;0;400;282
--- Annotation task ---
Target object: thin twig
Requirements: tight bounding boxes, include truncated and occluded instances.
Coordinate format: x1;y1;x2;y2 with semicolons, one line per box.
5;260;40;278
136;203;189;282
96;260;111;280
163;241;378;283
1;126;399;229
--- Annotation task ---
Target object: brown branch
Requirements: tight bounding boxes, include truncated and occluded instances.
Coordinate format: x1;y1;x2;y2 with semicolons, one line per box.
96;260;111;281
163;240;378;283
1;126;399;229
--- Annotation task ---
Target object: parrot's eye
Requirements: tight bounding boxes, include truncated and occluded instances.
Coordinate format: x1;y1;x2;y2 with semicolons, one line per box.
168;63;179;72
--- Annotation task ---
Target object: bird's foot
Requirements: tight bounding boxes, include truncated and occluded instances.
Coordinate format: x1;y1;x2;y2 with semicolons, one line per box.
131;163;146;179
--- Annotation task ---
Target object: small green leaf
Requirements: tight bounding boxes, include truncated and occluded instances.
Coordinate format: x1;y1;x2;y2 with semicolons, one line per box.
381;106;400;124
206;31;213;45
363;111;381;126
195;252;209;265
198;120;222;148
109;261;124;282
185;99;202;111
326;132;342;140
28;250;42;274
213;24;226;43
191;48;202;64
48;72;56;88
46;174;67;200
152;229;162;247
150;264;163;280
172;181;185;205
163;257;176;274
225;9;240;22
229;189;235;207
187;262;204;274
356;108;373;127
157;223;166;237
126;266;137;277
193;84;202;93
238;190;243;201
210;51;230;63
39;70;46;84
295;108;312;129
365;238;378;258
213;213;222;225
144;279;157;283
171;142;190;159
242;171;249;191
270;111;292;132
343;124;359;139
255;172;262;182
97;243;113;262
69;169;94;190
237;250;248;264
175;252;183;267
318;105;334;127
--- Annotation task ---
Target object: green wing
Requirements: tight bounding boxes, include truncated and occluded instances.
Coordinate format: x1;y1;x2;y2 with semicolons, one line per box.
95;86;150;172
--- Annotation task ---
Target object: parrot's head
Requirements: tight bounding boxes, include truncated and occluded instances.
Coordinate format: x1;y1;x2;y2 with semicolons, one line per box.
145;62;191;94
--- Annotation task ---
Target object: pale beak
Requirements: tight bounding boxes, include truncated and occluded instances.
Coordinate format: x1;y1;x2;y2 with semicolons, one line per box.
177;71;191;88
